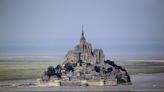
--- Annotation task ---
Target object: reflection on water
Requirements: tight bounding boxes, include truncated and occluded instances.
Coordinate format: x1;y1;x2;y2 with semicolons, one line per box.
0;73;164;91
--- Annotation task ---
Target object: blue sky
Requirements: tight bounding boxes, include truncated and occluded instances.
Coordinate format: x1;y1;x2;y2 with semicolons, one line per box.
0;0;164;60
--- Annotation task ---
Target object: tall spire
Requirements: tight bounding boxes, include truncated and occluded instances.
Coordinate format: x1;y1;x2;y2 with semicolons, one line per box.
80;25;86;43
82;25;84;37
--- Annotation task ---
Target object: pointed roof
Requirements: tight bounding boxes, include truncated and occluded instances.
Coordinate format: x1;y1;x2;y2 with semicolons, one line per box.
80;25;86;41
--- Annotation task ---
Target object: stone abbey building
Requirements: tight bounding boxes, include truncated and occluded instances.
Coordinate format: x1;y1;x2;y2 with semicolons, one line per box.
40;27;131;86
64;30;105;65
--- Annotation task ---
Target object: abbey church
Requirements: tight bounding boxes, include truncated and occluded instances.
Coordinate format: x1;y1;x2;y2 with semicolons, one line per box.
64;28;105;65
40;27;131;86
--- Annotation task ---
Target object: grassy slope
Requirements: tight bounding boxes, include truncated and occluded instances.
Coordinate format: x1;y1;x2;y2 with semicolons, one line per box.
0;60;164;80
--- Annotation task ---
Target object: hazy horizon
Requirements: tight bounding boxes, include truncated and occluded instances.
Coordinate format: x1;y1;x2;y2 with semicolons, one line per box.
1;0;164;60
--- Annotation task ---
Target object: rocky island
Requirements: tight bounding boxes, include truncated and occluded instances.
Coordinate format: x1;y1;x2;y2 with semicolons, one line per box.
39;28;131;86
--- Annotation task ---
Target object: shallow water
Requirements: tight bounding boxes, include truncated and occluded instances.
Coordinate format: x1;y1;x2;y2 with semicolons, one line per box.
0;73;164;91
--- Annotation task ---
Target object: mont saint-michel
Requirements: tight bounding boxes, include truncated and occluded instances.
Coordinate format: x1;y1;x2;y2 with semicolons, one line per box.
39;29;131;86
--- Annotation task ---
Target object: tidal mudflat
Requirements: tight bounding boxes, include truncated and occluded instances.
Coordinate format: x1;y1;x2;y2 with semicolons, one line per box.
0;73;164;92
0;60;164;91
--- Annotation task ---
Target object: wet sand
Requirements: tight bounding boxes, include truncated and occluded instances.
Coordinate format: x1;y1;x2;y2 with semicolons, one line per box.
0;73;164;91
